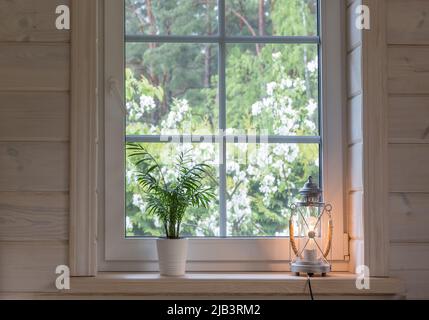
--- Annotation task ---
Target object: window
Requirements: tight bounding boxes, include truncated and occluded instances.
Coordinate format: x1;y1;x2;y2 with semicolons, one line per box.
103;0;345;270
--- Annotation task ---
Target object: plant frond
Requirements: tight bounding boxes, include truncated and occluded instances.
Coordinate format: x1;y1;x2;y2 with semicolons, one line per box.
127;146;215;239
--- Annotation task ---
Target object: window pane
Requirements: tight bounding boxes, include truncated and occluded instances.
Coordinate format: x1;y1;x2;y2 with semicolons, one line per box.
126;43;218;135
126;143;220;237
226;143;319;237
226;0;318;36
125;0;218;36
226;44;318;136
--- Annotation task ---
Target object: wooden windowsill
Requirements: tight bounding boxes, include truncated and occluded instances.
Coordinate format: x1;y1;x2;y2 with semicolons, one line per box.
65;272;405;298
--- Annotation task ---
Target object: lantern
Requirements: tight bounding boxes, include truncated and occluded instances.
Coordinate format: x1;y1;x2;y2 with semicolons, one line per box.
289;176;333;277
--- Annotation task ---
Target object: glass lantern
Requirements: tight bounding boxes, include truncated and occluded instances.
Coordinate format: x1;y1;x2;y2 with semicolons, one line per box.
289;176;333;277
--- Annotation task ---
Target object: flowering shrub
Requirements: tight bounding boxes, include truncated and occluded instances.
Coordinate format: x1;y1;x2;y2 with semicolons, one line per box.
125;0;319;237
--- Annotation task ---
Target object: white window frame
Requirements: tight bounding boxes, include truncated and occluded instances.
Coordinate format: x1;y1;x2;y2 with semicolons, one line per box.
102;0;346;271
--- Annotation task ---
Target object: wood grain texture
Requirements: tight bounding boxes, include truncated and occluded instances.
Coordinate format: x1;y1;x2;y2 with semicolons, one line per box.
69;0;99;277
0;192;68;241
388;46;429;94
391;270;429;299
389;193;429;243
0;0;70;43
387;0;429;45
69;272;404;297
0;43;69;91
389;96;429;142
389;144;429;193
0;292;405;300
0;241;68;292
386;0;429;299
361;0;390;277
0;92;69;142
0;142;69;192
390;243;429;271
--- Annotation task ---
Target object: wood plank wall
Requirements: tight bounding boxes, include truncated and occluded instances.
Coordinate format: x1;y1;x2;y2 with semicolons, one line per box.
386;0;429;299
348;0;429;299
0;0;69;292
1;0;428;298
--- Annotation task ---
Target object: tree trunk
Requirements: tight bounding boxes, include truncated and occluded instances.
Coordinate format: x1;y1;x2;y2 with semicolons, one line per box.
258;0;265;36
204;46;212;88
146;0;157;37
204;0;212;88
146;0;157;84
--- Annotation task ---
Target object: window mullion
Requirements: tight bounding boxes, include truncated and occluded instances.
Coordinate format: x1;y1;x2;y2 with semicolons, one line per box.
124;35;320;44
218;0;227;237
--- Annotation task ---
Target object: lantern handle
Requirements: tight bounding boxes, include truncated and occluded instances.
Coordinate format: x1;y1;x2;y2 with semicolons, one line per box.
289;217;300;258
289;205;300;258
323;213;333;258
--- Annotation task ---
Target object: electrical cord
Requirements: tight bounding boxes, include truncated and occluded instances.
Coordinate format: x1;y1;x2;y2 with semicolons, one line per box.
306;275;314;300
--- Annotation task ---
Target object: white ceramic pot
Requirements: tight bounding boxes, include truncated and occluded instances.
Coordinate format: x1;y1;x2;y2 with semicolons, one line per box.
156;238;188;276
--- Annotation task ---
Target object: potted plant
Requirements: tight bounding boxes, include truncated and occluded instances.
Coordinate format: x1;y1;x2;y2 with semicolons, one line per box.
127;143;216;276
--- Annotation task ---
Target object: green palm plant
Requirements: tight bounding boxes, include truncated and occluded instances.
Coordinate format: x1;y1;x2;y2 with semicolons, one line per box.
127;143;216;239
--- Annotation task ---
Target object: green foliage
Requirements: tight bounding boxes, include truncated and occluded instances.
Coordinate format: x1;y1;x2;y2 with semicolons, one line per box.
127;143;216;239
124;0;320;237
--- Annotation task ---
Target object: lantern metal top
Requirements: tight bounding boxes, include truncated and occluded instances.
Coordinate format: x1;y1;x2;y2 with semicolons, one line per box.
298;176;322;206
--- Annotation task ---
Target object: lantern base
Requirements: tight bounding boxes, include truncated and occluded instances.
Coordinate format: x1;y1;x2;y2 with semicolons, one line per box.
290;259;331;277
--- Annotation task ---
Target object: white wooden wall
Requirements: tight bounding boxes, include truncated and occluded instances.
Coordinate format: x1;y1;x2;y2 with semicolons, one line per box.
0;0;69;292
347;0;429;299
386;0;429;300
1;0;428;298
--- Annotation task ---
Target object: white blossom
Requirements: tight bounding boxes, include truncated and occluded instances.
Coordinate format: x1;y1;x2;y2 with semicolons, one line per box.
260;174;277;206
233;170;247;184
307;58;318;73
228;187;251;222
126;216;133;231
280;78;293;89
307;99;318;114
247;165;257;176
161;99;190;129
140;95;156;112
272;52;281;60
304;119;317;132
266;82;277;96
227;160;240;174
132;194;144;208
285;145;299;162
251;101;263;116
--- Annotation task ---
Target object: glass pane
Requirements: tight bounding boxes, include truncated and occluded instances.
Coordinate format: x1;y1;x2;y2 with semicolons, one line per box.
126;143;219;237
226;0;318;36
125;0;218;36
226;143;320;237
126;43;218;135
226;44;319;136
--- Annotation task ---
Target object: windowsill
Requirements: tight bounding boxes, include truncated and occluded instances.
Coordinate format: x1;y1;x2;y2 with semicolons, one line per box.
67;272;405;298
